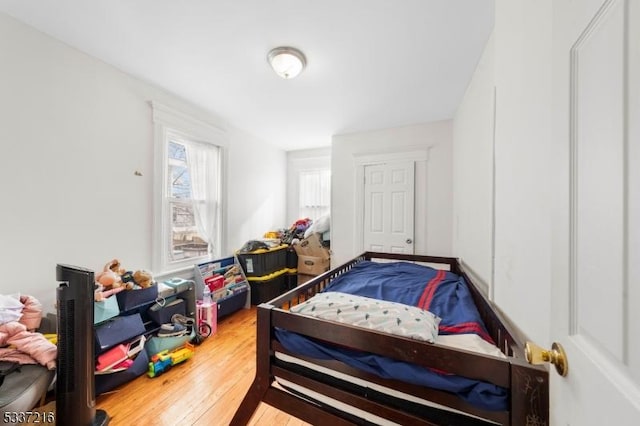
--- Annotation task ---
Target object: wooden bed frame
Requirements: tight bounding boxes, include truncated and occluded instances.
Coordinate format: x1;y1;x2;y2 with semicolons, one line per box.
231;252;549;425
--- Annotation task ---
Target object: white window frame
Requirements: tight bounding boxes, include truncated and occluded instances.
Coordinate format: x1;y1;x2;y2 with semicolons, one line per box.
286;149;331;224
151;101;227;274
298;168;331;220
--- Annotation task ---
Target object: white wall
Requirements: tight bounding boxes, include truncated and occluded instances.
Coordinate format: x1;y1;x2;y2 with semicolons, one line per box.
331;121;453;266
453;1;552;344
452;34;495;295
492;0;552;344
0;14;286;313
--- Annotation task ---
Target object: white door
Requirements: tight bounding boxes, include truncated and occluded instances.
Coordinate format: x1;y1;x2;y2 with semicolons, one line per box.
551;0;640;424
363;161;415;254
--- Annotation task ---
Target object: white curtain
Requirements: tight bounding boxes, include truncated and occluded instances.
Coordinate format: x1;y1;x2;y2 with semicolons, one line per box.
185;142;219;255
299;169;331;220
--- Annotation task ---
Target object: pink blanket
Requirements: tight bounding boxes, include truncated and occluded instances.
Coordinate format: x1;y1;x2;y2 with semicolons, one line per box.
0;295;57;369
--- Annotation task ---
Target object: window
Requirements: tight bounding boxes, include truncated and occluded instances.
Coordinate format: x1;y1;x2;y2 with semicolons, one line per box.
298;169;331;221
152;102;225;273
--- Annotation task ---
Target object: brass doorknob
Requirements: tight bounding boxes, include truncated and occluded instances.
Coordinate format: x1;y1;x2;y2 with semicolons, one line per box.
525;341;569;377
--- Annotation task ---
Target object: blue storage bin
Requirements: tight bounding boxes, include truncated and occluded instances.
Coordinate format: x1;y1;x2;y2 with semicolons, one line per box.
162;278;194;294
145;331;194;357
217;287;249;318
147;298;186;326
94;296;120;324
116;285;158;311
95;349;149;395
95;313;146;354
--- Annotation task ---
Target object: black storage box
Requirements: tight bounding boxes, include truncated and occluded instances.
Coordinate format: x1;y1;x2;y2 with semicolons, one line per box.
248;270;288;305
285;272;298;291
147;298;186;325
95;313;146;354
116;285;158;311
286;246;298;270
217;288;249;318
95;349;149;395
237;245;288;277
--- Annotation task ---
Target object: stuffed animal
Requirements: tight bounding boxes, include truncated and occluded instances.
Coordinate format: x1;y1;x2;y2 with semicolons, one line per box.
96;259;124;289
133;270;154;288
96;266;122;290
105;259;125;276
94;284;124;301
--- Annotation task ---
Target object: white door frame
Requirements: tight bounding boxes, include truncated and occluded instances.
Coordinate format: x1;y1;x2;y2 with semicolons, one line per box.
353;148;429;254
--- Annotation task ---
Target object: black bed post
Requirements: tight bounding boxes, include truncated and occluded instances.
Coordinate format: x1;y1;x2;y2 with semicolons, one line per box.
230;304;273;425
510;359;549;426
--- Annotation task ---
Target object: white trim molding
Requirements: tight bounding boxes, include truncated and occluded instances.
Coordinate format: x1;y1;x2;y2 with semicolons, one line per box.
150;101;228;274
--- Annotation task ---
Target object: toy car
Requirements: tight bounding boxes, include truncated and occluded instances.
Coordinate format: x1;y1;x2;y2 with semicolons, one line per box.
147;343;195;378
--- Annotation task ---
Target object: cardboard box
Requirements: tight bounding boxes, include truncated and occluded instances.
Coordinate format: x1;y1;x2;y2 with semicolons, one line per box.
297;273;316;286
297;255;330;276
293;233;330;276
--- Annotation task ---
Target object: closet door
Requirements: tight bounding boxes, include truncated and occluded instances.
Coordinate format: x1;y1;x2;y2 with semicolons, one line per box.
363;161;415;254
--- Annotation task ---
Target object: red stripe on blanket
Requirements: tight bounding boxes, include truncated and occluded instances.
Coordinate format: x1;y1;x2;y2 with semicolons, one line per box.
417;269;444;309
420;269;446;311
439;322;495;345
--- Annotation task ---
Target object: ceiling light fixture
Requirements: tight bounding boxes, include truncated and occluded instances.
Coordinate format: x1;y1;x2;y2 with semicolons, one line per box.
267;46;307;79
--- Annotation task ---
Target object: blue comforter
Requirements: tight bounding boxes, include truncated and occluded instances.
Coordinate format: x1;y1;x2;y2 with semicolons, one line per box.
275;260;507;411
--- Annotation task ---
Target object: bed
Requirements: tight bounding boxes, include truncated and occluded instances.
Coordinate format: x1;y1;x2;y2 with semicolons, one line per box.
231;252;548;425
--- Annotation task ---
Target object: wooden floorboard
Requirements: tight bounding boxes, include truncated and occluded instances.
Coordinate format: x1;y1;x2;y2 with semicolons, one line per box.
96;307;311;426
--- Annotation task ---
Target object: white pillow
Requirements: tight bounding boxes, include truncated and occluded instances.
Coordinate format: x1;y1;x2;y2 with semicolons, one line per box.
290;291;440;343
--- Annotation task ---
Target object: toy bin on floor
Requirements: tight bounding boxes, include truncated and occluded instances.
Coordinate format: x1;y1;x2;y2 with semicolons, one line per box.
216;286;249;318
116;285;158;311
94;313;145;354
94;295;120;324
147;297;186;326
145;331;195;357
95;349;149;395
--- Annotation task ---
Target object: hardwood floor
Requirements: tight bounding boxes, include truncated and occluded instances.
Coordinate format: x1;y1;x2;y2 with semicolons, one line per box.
96;307;311;426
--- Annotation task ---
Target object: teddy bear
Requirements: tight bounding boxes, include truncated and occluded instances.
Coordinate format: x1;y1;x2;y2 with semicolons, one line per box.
132;270;154;288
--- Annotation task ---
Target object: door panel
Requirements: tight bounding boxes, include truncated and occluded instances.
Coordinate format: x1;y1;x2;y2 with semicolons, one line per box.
572;0;625;361
551;0;640;423
363;161;415;254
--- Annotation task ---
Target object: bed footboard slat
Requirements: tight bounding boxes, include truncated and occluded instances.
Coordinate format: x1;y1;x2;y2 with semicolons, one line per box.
273;345;510;425
273;366;442;426
263;388;356;426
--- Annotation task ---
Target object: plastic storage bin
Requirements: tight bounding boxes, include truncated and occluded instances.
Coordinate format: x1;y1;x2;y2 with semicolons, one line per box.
237;245;288;277
145;331;194;357
248;268;289;305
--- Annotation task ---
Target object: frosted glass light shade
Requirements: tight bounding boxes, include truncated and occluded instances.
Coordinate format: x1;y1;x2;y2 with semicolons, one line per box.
268;47;306;79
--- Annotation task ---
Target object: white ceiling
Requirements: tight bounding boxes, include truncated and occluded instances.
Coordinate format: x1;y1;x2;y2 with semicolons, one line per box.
0;0;494;151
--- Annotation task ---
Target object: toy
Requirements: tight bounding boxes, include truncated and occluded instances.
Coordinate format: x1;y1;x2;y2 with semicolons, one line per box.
96;259;124;289
94;284;124;301
147;343;195;378
132;270;154;288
